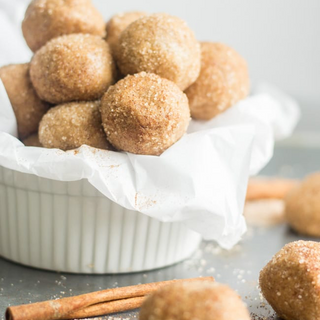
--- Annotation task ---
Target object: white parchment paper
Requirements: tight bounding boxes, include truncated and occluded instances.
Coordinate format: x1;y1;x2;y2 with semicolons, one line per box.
0;0;300;248
0;81;300;248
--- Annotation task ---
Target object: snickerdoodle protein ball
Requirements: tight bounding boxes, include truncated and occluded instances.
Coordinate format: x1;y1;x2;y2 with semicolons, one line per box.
39;101;112;151
116;13;201;91
22;0;106;52
139;281;250;320
260;241;320;320
30;34;115;104
23;133;42;147
285;173;320;237
185;42;250;120
0;63;50;139
106;11;147;54
101;72;190;155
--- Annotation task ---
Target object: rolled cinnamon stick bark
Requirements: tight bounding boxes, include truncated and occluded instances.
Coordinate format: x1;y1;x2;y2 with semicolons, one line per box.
65;296;145;319
246;177;298;201
6;277;214;320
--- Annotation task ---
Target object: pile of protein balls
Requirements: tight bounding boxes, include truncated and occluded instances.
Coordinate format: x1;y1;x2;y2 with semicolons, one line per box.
0;0;249;155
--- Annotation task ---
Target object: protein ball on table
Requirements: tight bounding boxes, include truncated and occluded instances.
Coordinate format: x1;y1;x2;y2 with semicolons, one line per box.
117;13;201;91
139;281;250;320
285;173;320;237
22;0;106;52
0;63;50;139
30;34;115;104
39;101;113;151
101;72;190;156
23;133;42;147
260;241;320;320
106;11;147;54
185;42;250;120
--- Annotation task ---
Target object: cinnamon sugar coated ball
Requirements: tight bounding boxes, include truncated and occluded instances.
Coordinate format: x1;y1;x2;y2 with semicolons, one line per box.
139;282;250;320
0;63;49;139
30;34;115;104
101;72;190;155
22;0;106;52
23;133;42;147
285;173;320;236
185;42;250;120
260;241;320;320
106;11;147;54
39;101;112;151
117;13;201;90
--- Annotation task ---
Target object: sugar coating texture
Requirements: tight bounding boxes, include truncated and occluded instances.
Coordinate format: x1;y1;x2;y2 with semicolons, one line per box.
30;34;115;104
139;281;250;320
106;11;147;54
22;0;106;52
23;133;42;147
185;42;250;120
39;101;112;151
285;173;320;237
101;72;190;156
260;241;320;320
0;63;50;139
116;13;201;91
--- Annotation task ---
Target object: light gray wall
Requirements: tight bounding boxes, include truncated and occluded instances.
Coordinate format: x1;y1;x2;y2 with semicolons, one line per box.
93;0;320;103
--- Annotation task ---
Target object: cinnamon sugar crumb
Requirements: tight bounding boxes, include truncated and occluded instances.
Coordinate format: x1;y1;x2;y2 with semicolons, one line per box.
106;11;147;54
101;72;190;155
22;0;106;52
185;42;250;120
39;101;113;151
30;34;115;104
260;241;320;320
116;13;200;90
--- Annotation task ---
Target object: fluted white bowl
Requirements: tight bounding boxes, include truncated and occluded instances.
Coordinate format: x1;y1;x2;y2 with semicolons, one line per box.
0;166;201;273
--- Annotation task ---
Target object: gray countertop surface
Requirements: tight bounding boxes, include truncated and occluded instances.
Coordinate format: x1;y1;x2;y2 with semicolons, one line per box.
1;144;319;320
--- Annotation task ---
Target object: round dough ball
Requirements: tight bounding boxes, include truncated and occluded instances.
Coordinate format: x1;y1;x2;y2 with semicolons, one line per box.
260;241;320;320
0;63;50;139
101;72;190;156
39;101;112;150
285;173;320;237
139;281;250;320
185;42;250;120
106;11;147;54
23;133;42;147
117;13;201;91
30;34;115;104
22;0;106;52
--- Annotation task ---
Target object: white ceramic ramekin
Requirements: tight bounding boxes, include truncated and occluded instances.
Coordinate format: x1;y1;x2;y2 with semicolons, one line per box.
0;166;201;274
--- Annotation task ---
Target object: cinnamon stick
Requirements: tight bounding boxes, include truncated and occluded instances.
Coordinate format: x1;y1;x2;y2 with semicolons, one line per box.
6;277;214;320
246;178;298;201
65;296;145;319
